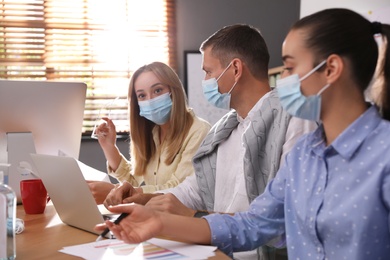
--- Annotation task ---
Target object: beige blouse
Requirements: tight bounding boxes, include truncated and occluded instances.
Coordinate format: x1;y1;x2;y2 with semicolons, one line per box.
107;111;210;193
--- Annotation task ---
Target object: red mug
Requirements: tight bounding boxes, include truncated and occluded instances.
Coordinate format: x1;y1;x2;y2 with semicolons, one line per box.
20;179;49;214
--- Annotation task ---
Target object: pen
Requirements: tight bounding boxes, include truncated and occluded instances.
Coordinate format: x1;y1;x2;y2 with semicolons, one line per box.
96;212;129;241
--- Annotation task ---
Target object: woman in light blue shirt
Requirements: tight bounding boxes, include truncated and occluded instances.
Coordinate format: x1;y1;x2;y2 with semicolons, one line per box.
95;8;390;259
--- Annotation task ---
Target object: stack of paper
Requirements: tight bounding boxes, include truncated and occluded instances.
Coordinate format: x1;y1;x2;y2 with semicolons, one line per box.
60;238;217;259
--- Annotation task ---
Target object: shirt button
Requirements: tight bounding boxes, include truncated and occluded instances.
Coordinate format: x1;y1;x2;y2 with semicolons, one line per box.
317;187;322;192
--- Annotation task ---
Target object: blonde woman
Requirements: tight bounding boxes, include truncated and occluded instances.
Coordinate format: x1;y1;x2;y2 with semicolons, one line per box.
89;62;210;204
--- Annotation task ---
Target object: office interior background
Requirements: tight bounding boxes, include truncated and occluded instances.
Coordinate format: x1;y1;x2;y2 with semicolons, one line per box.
80;0;390;172
78;0;301;172
2;0;388;173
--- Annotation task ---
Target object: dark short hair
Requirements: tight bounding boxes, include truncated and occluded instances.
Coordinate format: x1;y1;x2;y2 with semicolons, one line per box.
200;24;270;80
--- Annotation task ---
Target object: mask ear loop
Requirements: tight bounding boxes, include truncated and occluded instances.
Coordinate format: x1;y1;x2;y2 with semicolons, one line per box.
300;60;327;82
317;83;331;96
228;81;238;94
216;61;233;81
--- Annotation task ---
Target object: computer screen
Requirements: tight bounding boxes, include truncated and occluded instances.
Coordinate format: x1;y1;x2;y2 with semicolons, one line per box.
0;79;87;201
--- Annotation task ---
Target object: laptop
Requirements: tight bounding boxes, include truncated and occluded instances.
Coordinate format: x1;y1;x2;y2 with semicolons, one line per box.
30;153;115;236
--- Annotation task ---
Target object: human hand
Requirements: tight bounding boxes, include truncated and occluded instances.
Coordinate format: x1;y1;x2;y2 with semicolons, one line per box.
103;181;140;209
123;193;163;205
145;193;196;217
95;117;117;148
87;181;115;204
94;204;163;244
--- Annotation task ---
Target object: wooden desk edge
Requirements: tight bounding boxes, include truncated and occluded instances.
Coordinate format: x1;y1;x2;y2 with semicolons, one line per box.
16;204;230;259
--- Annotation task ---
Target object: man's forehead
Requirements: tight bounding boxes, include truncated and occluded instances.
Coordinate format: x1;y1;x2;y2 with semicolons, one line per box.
202;51;222;70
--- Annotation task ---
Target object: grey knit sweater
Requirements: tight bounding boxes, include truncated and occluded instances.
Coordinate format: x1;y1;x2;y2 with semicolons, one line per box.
193;90;291;260
193;90;291;210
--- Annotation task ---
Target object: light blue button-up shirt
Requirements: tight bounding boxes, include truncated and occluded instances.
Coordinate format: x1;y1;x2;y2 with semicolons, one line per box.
205;105;390;259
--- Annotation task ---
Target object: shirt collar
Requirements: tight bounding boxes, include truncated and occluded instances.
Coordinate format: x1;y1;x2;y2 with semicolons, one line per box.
310;105;382;159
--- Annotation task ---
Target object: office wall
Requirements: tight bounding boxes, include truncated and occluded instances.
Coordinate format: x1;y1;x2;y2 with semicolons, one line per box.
300;0;390;20
79;136;129;174
79;0;301;172
176;0;300;80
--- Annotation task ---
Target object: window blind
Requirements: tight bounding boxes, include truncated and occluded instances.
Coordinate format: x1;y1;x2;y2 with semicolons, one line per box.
0;0;176;134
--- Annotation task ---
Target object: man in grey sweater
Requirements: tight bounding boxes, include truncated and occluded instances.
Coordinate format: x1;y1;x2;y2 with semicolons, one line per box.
104;24;316;260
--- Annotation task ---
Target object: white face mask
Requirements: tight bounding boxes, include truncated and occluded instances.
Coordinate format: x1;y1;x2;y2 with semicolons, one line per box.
201;61;237;110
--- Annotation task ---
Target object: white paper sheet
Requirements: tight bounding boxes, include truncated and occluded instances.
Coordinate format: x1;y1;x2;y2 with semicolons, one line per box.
58;150;110;183
76;160;111;182
59;238;216;260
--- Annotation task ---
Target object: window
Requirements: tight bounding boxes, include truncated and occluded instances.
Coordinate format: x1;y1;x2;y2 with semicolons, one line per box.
0;0;176;134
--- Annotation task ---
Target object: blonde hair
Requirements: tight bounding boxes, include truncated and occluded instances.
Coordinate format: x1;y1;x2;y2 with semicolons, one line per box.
369;35;388;114
128;62;194;176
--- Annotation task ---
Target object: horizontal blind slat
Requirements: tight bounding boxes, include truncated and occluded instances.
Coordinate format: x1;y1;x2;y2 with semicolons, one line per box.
0;0;176;133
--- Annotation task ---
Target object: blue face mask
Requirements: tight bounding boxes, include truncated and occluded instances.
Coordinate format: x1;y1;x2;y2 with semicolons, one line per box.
138;92;172;125
202;61;238;110
276;60;330;121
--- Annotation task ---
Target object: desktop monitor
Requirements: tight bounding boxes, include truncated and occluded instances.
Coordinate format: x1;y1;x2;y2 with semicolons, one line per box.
0;79;87;202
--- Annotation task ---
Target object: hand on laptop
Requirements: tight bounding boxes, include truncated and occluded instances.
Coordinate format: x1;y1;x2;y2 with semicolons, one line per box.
87;180;115;204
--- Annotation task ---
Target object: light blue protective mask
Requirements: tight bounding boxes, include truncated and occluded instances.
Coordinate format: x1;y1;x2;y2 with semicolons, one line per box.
138;92;172;125
202;62;237;110
276;60;330;122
